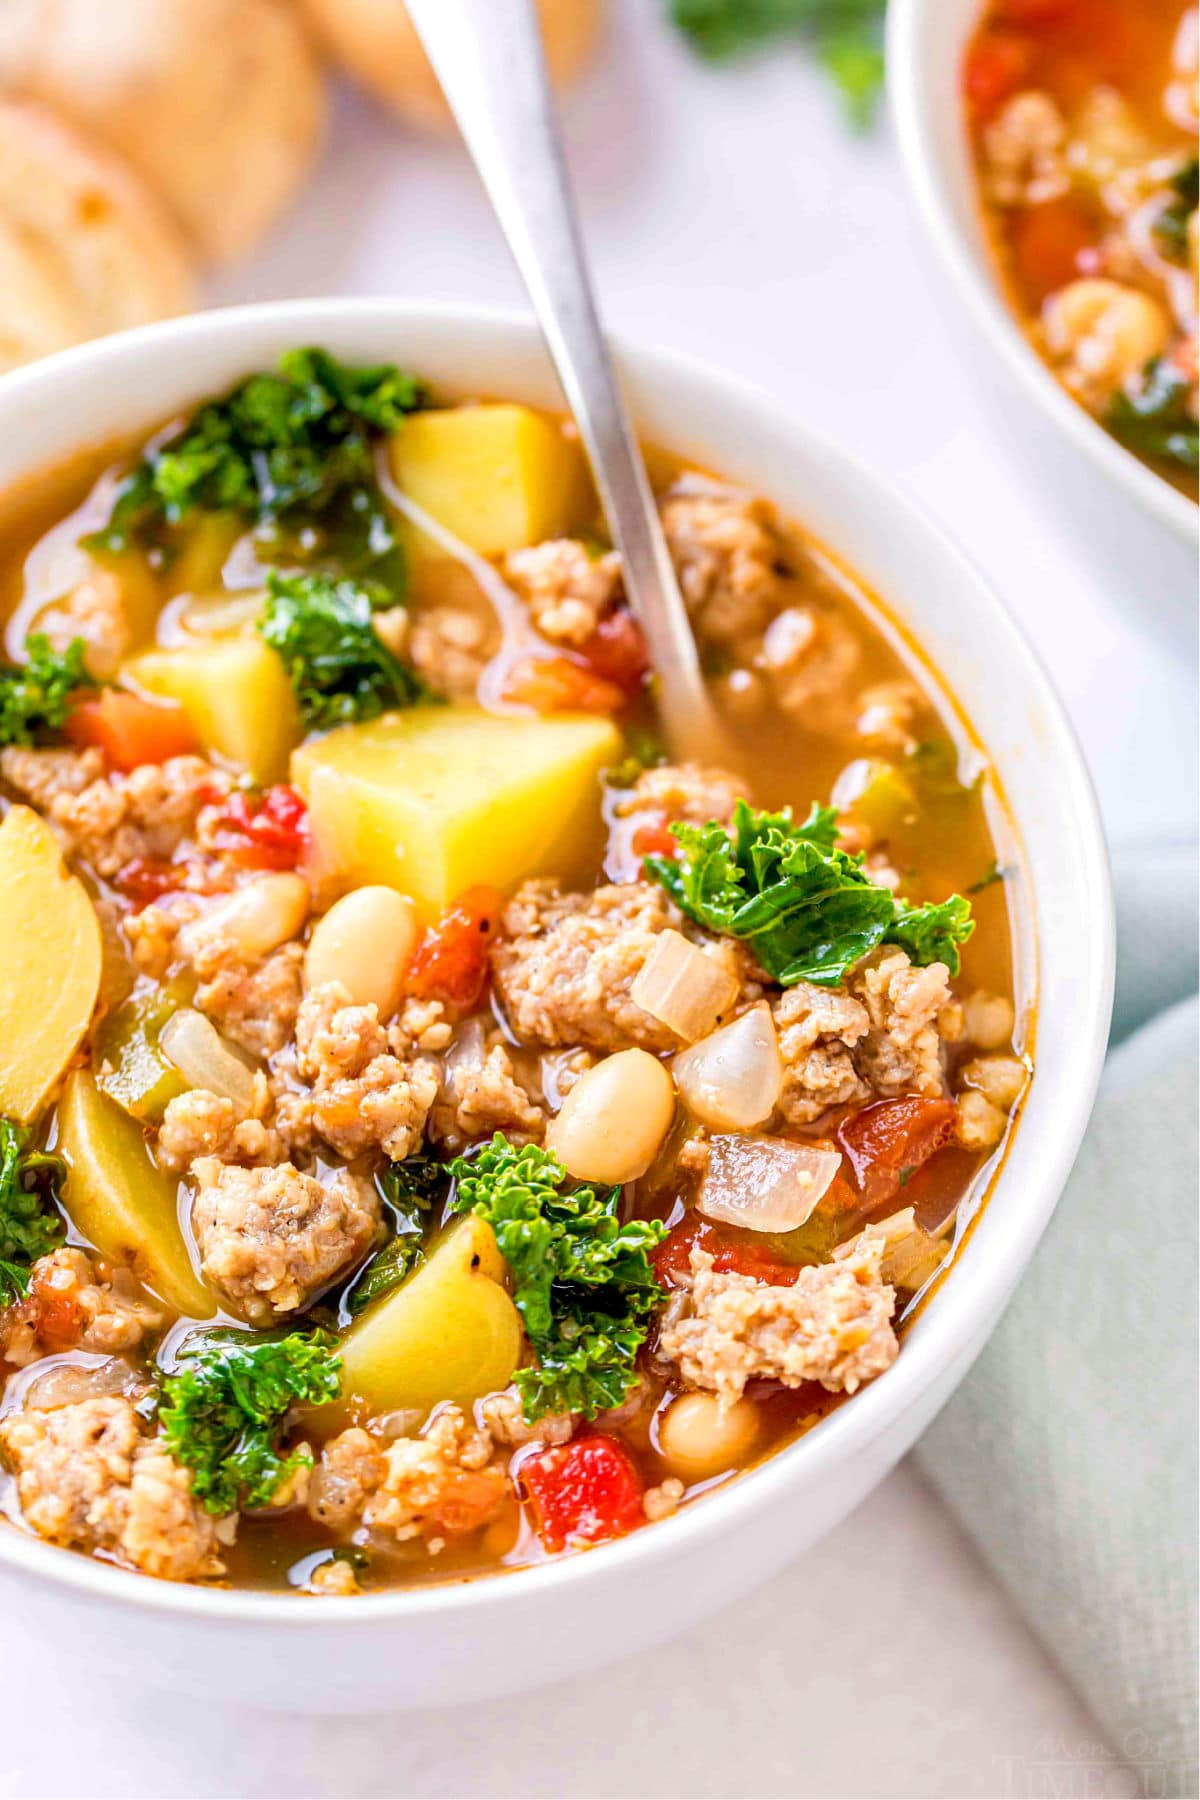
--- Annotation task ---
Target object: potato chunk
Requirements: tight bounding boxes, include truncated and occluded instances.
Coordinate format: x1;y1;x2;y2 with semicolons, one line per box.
388;404;588;558
0;806;101;1120
338;1216;522;1419
291;705;620;918
123;636;299;782
57;1070;215;1319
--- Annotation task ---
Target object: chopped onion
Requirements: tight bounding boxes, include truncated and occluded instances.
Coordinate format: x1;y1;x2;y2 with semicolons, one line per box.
630;929;740;1042
440;1016;486;1099
673;1002;783;1131
160;1009;258;1110
180;592;264;636
869;1207;950;1292
697;1134;843;1233
24;1354;144;1412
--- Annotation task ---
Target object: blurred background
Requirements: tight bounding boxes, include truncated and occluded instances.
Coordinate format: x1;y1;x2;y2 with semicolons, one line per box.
0;2;1195;1795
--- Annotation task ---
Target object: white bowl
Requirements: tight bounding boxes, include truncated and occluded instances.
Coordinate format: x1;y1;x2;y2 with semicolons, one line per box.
0;300;1113;1713
889;0;1198;543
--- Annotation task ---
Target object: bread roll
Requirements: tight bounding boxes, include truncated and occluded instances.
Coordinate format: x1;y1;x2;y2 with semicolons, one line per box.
300;0;602;134
0;0;326;266
0;99;194;375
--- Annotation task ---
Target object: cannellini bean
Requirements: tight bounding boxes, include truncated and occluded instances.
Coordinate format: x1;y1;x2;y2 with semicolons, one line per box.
305;886;419;1017
963;991;1016;1051
1043;279;1171;401
546;1048;674;1186
182;873;309;961
658;1392;760;1480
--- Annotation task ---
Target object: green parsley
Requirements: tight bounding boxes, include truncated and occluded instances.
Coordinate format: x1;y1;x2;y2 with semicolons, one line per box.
1151;157;1198;260
666;0;886;127
450;1135;667;1422
1105;358;1200;472
346;1157;450;1317
257;570;430;729
158;1328;342;1515
967;860;1006;895
643;798;975;986
87;348;425;588
0;635;96;749
0;1118;66;1305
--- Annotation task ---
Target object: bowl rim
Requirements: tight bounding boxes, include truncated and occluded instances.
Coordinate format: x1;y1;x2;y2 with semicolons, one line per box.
887;0;1198;545
0;296;1115;1626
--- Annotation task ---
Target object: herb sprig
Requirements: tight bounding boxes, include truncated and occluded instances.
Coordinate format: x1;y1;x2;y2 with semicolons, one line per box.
257;570;431;729
0;635;97;749
666;0;886;127
451;1135;667;1422
346;1157;450;1316
0;1118;66;1305
1105;358;1199;472
643;798;974;986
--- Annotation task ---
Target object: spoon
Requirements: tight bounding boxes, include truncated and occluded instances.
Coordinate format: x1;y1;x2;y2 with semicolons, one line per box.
405;0;725;763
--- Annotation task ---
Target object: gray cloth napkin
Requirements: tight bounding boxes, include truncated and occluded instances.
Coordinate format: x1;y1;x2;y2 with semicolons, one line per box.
915;845;1199;1799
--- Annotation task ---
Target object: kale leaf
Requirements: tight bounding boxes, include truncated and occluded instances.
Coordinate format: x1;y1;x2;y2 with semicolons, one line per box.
257;570;431;729
643;797;975;986
450;1135;667;1422
346;1157;450;1317
1151;157;1198;259
0;1118;66;1304
0;635;96;749
158;1328;342;1515
666;0;886;126
87;348;425;588
1105;358;1200;472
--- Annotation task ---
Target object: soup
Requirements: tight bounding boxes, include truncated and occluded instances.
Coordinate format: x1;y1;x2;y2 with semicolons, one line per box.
964;0;1198;499
0;350;1028;1595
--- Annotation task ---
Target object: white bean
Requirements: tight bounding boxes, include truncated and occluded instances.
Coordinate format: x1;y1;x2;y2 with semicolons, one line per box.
658;1392;760;1480
183;873;309;961
546;1048;674;1186
305;886;420;1017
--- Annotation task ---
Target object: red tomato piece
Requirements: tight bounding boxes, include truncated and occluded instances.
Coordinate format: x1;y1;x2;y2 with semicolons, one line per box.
1011;196;1098;302
207;785;311;869
113;856;188;906
28;1257;84;1350
992;0;1077;24
407;884;504;1008
502;653;626;716
427;1470;506;1538
65;689;200;773
962;33;1032;117
521;1435;645;1553
576;611;649;695
654;1216;803;1289
837;1097;957;1211
631;822;678;860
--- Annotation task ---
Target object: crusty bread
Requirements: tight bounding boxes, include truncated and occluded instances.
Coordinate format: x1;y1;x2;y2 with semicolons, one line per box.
0;98;194;375
300;0;602;134
0;0;326;266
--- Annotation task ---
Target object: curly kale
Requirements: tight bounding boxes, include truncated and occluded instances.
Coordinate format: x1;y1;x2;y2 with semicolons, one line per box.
1105;358;1199;472
450;1135;667;1423
158;1328;342;1514
666;0;886;127
346;1157;451;1317
87;348;425;589
643;797;975;986
0;635;96;749
0;1118;66;1305
1151;157;1198;260
257;570;431;729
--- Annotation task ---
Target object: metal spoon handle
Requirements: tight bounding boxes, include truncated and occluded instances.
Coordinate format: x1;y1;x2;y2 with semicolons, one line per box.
405;0;717;757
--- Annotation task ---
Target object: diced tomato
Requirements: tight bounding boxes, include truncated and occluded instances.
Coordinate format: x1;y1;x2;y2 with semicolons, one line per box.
654;1216;803;1289
837;1097;957;1212
1011;196;1097;302
65;689;200;773
576;611;649;696
991;0;1077;25
407;884;504;1008
962;33;1032;117
520;1435;645;1553
502;653;626;716
113;855;189;906
631;822;678;860
28;1258;83;1351
207;785;311;870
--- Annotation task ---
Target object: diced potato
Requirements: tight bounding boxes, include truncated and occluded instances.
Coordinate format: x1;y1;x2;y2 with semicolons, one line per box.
338;1216;521;1419
0;807;102;1122
123;635;299;782
388;404;588;558
56;1070;215;1319
833;758;915;839
292;705;620;918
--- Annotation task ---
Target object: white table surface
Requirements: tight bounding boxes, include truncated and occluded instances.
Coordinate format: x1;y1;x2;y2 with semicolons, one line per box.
2;5;1193;1795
